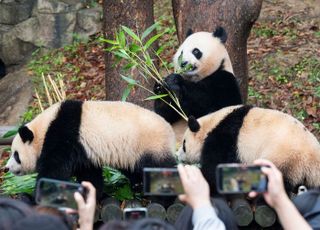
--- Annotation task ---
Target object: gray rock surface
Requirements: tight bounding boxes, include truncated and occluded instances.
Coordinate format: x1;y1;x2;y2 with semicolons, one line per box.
0;67;33;125
0;0;36;25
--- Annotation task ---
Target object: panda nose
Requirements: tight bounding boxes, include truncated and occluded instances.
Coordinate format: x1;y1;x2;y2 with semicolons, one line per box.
3;167;9;173
180;61;188;68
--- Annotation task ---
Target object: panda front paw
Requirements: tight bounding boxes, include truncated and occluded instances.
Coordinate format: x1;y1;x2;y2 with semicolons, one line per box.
164;74;183;96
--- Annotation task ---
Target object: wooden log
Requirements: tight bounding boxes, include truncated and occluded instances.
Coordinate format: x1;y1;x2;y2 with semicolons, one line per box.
254;204;277;228
124;199;142;208
166;202;185;224
100;197;122;222
146;202;166;220
231;198;253;226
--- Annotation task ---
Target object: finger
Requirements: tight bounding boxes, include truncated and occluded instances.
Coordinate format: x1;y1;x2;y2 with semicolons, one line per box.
81;181;96;202
178;194;187;203
254;158;273;167
178;164;188;188
188;165;199;181
74;192;85;209
248;191;258;198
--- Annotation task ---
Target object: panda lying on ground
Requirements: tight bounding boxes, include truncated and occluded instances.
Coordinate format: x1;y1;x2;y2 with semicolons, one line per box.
5;100;177;198
177;105;320;195
154;27;243;144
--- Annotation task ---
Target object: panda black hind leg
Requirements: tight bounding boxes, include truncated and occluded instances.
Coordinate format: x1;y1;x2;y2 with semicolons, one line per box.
200;106;253;195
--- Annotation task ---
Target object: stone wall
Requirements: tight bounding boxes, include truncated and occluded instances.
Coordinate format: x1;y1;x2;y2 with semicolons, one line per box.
0;0;102;67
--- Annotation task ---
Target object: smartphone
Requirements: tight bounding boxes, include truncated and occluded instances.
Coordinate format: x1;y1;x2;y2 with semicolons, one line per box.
123;207;148;220
35;178;87;210
143;168;184;196
216;164;268;194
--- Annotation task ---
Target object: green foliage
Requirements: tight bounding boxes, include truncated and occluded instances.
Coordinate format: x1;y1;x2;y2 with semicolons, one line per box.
102;166;134;201
2;128;18;139
0;167;134;201
0;173;37;195
101;23;188;120
253;25;277;38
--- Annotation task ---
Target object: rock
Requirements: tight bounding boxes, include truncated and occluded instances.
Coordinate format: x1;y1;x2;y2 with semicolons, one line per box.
0;67;33;125
14;17;40;44
75;7;102;38
37;11;77;48
1;28;37;65
37;0;83;14
0;0;36;25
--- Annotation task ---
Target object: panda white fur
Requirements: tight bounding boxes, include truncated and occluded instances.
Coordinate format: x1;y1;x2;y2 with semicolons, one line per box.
177;105;320;194
5;100;176;197
154;27;243;145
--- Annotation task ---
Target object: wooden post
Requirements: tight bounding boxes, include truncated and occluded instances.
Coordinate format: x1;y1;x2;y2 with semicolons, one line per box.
166;200;185;224
254;204;277;228
146;202;166;220
100;197;122;222
231;198;253;226
103;0;155;109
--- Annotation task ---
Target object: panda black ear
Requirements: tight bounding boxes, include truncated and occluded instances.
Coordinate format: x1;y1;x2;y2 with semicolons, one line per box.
18;126;34;143
188;116;200;133
186;28;193;38
213;26;227;43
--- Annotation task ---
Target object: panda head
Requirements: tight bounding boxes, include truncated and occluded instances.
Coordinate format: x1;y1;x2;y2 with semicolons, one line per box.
5;125;39;175
173;27;232;82
177;116;204;163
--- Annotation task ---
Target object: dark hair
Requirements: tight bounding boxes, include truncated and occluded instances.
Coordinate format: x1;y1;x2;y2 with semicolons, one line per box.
35;206;76;230
0;198;35;230
99;220;129;230
12;214;69;230
130;218;175;230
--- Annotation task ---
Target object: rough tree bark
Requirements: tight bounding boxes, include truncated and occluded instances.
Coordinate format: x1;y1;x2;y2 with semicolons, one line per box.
103;0;154;108
172;0;263;102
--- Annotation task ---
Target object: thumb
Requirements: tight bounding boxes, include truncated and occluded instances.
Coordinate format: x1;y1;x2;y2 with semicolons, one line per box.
179;194;187;203
74;192;85;209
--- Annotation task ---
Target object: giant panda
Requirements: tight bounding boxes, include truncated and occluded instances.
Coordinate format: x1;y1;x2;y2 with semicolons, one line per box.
5;100;176;197
154;27;243;145
177;105;320;194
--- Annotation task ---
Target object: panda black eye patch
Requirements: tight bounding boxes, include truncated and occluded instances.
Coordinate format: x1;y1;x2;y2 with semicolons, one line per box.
192;48;202;59
14;151;21;164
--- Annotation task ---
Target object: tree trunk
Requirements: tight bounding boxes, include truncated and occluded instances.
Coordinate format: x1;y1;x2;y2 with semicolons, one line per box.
172;0;262;102
103;0;155;108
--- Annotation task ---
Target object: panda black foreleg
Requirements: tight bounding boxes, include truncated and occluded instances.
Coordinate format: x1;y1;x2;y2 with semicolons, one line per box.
75;165;104;200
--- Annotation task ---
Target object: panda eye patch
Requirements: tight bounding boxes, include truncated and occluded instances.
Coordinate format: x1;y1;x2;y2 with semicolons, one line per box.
192;48;202;59
14;151;21;164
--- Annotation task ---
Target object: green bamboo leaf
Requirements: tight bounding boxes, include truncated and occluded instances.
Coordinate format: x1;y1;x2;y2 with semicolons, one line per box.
121;84;134;101
99;38;118;45
121;26;141;42
118;30;126;48
141;23;159;41
144;33;163;50
114;51;128;59
156;46;165;55
129;44;141;53
2;128;18;138
144;94;168;100
145;53;152;66
123;63;136;70
121;75;137;85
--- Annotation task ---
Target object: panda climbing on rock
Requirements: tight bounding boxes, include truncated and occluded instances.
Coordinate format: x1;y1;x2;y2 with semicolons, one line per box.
177;105;320;195
5;100;177;198
154;27;243;144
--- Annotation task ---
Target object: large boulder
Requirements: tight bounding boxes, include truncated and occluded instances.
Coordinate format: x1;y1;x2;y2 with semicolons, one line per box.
0;0;36;25
76;7;102;38
0;67;33;125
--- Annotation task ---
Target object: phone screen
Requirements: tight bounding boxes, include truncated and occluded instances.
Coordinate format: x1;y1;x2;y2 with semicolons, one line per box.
216;164;268;194
36;178;83;210
143;168;184;196
123;208;147;220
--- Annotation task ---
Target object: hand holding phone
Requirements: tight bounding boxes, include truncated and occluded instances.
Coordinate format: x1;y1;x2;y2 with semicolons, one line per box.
123;208;148;220
216;163;268;194
36;178;88;210
143;168;184;196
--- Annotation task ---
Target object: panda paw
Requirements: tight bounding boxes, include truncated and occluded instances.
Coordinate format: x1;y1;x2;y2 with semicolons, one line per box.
164;74;183;95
